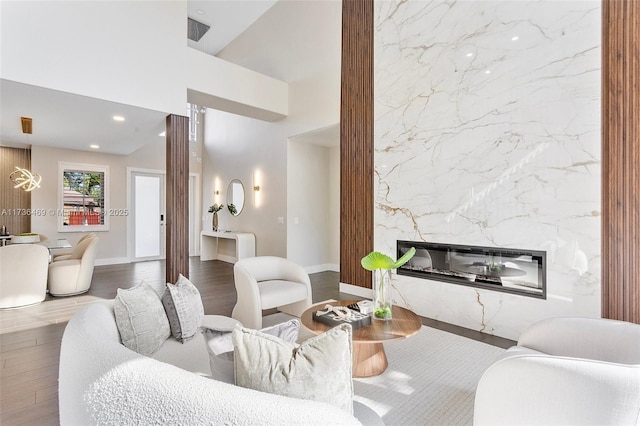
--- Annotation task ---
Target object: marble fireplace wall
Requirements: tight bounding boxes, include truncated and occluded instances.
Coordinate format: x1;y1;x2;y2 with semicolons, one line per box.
374;0;601;340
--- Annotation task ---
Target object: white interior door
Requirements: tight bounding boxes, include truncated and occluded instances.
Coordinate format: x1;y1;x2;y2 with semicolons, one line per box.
132;171;165;260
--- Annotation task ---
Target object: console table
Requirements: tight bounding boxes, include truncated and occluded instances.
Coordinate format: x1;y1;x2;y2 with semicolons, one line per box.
200;231;255;263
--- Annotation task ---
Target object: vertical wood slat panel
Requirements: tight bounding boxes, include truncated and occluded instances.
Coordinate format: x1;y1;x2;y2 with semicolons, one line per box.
602;0;640;323
165;114;190;284
340;0;374;288
0;147;31;234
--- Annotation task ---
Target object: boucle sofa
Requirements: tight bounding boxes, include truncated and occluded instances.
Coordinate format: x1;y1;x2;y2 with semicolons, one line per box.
59;301;368;425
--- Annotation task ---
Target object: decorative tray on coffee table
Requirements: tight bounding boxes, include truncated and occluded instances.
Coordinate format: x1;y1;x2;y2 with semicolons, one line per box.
312;306;371;330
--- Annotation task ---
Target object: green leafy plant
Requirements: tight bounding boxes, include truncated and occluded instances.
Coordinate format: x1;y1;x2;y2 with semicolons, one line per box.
208;204;224;213
360;247;416;272
361;247;416;319
227;203;237;215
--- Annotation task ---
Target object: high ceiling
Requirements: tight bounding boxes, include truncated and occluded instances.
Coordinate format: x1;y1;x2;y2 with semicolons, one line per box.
0;1;277;156
187;1;277;57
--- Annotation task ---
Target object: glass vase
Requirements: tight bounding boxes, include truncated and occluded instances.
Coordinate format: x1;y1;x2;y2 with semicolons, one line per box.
373;269;392;320
212;211;218;231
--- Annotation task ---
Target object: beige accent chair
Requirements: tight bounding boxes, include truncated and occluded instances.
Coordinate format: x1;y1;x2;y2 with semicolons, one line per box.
52;232;95;262
48;236;99;296
232;256;312;329
474;317;640;425
0;244;49;309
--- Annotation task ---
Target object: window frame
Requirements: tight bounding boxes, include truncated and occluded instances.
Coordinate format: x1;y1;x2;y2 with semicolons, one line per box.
57;162;109;233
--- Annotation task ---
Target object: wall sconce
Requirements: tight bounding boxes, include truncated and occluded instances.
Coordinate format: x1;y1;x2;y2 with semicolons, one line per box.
253;169;262;207
214;177;221;204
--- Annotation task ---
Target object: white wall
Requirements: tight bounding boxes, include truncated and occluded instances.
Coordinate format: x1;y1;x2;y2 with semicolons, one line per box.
31;143;165;263
0;0;187;116
374;0;601;340
201;0;341;265
328;146;340;266
287;140;339;271
217;0;342;83
202;110;288;257
1;1;288;120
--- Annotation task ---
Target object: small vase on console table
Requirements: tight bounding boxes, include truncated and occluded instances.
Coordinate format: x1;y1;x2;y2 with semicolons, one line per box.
208;204;223;232
212;212;218;231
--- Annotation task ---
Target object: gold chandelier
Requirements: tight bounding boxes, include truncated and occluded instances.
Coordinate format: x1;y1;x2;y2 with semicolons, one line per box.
8;117;41;192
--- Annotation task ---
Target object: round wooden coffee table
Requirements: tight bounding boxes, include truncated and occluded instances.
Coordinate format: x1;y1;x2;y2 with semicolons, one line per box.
301;300;422;377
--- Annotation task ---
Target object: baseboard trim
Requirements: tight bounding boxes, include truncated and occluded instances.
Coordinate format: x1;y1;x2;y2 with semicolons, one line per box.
306;263;340;274
95;257;129;266
217;254;236;264
339;282;372;299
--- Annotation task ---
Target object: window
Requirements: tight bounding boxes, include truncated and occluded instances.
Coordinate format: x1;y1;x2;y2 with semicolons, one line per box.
58;162;109;232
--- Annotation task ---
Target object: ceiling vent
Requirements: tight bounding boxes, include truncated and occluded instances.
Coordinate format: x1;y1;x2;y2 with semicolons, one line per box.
188;18;210;42
21;117;33;134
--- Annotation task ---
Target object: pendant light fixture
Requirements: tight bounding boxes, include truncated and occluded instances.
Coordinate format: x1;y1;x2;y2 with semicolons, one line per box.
8;117;41;192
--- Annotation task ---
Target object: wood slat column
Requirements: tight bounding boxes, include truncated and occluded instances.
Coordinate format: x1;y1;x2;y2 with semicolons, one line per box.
602;0;640;323
340;0;374;289
0;147;31;234
166;114;190;283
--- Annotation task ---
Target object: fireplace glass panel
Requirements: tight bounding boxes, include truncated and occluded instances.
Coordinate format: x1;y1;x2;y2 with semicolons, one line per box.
397;241;546;299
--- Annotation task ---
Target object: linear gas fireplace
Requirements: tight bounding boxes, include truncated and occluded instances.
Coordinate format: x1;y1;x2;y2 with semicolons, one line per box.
397;241;546;299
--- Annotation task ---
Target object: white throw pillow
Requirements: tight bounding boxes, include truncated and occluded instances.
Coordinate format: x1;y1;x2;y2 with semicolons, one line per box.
202;319;301;384
162;274;205;343
232;323;353;413
114;282;171;356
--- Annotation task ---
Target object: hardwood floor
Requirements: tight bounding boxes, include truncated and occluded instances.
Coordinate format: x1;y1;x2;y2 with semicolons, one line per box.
0;257;514;425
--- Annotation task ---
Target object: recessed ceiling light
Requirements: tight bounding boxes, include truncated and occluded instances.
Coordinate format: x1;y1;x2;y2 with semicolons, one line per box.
113;115;125;122
512;36;519;41
196;9;205;15
485;70;491;74
466;52;474;57
159;131;166;137
90;144;100;149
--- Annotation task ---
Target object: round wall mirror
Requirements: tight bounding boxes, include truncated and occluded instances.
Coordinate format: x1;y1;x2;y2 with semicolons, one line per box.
226;179;245;216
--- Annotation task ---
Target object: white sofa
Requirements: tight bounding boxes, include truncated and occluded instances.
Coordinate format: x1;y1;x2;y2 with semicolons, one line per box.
59;301;370;425
474;317;640;425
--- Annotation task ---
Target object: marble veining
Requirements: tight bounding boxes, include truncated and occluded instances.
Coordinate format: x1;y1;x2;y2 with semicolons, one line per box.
374;0;601;340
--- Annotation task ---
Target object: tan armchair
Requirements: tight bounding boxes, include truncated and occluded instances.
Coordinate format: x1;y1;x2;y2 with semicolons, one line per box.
48;236;99;296
52;233;95;262
232;256;312;329
0;244;49;308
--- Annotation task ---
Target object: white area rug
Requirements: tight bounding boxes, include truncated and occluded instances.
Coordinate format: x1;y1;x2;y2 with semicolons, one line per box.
263;309;505;425
353;326;505;425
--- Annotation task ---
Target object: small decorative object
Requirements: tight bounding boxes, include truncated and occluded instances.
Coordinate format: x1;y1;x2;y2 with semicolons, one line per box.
208;204;224;231
12;232;41;244
227;203;237;215
361;247;416;320
313;304;372;329
355;300;374;315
